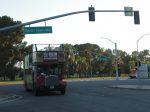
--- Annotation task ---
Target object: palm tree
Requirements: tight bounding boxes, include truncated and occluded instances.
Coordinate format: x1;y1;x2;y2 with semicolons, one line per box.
141;50;150;62
63;44;75;77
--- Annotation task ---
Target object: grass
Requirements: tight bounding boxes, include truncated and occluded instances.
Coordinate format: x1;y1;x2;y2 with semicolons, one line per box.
0;74;130;85
0;80;23;85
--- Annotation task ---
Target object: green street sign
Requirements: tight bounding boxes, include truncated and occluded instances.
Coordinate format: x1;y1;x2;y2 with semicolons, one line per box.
24;26;52;34
99;55;109;61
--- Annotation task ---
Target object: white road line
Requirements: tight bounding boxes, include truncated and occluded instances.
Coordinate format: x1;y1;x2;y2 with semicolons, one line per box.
0;94;23;104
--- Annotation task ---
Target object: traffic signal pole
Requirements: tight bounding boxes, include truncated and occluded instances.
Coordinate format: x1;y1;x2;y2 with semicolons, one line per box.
0;8;140;32
0;10;88;31
115;43;119;80
101;37;119;80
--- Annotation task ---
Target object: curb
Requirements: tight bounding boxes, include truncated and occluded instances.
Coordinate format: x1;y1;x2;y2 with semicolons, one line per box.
0;81;23;85
110;85;150;90
65;77;129;82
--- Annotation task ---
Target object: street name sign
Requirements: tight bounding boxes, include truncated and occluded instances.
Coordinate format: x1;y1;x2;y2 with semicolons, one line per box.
99;55;109;61
24;26;52;34
124;7;133;16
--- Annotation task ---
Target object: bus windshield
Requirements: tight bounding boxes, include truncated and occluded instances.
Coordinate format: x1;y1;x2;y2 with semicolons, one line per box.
36;65;61;75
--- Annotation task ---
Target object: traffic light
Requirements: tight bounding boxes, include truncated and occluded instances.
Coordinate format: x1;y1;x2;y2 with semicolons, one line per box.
138;61;141;66
117;63;121;71
88;6;95;21
117;63;121;76
135;62;138;66
117;63;120;68
134;11;140;24
135;61;141;67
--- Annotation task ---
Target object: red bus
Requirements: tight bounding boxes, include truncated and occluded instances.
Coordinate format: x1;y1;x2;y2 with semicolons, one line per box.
23;44;66;96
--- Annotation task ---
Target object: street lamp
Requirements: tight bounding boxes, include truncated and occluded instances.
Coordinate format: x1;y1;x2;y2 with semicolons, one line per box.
101;37;119;80
137;33;149;56
136;33;149;78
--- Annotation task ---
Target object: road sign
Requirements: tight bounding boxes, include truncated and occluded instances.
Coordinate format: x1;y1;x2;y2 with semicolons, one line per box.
24;26;52;34
124;7;133;16
99;55;109;61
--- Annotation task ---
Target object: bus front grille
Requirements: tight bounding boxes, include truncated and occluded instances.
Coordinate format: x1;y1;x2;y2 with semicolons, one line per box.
45;75;59;86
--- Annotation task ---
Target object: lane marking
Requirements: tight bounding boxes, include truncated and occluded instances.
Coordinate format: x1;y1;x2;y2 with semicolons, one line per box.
0;94;23;104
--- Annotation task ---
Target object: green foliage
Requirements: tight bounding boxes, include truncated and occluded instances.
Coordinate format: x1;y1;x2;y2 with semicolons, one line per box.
63;43;150;78
0;16;26;80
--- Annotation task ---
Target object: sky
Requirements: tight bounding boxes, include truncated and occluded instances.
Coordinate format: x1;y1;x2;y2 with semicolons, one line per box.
0;0;150;54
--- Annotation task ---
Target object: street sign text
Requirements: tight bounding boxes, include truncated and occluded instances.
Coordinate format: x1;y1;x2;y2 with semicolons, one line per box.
24;26;52;34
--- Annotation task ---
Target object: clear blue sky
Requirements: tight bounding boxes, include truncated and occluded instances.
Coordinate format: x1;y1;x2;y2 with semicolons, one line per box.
0;0;150;54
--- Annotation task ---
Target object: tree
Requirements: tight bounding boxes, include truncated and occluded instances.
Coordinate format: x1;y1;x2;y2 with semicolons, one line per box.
74;43;101;76
139;50;150;63
63;43;150;78
102;49;114;76
63;44;76;77
0;16;25;80
118;50;130;74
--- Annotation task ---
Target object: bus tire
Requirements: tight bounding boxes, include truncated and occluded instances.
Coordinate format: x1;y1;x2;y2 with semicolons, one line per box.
33;86;39;96
60;89;66;95
24;82;30;92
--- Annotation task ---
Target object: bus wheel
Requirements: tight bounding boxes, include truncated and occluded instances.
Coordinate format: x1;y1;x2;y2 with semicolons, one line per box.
33;87;39;96
24;82;30;92
60;89;66;95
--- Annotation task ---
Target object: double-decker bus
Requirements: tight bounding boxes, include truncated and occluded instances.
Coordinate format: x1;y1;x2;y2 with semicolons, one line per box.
23;44;66;96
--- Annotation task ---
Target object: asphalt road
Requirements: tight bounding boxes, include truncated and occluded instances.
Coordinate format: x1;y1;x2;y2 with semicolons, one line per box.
0;79;150;112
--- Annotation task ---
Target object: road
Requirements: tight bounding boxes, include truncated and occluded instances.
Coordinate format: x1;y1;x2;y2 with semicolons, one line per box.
0;79;150;112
